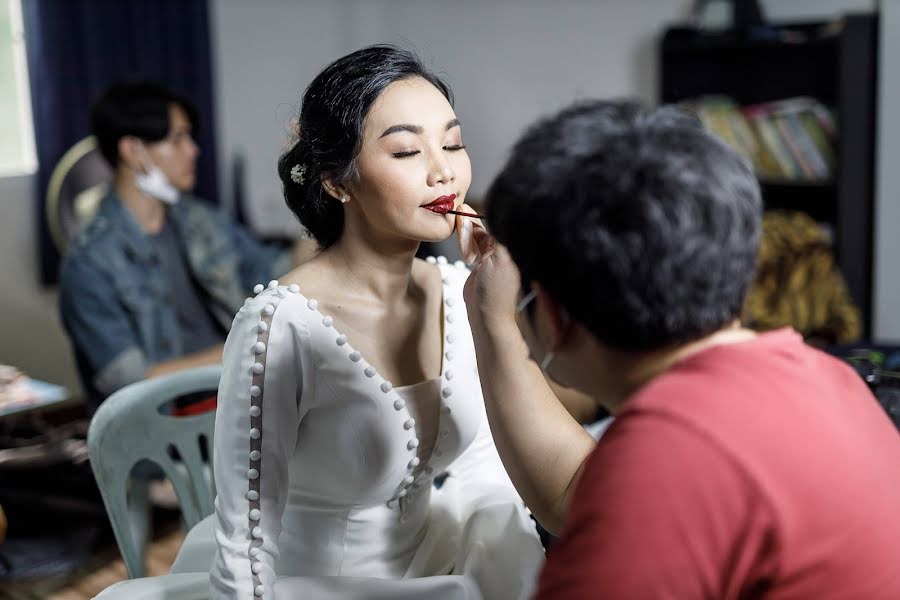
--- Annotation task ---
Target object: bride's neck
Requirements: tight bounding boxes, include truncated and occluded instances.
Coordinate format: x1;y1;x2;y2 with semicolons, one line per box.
321;229;421;304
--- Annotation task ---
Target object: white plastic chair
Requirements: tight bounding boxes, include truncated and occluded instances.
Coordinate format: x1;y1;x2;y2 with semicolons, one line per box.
87;365;220;578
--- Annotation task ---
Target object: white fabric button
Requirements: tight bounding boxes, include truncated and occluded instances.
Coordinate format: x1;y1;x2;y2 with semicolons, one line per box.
322;316;333;327
246;490;259;501
403;419;415;430
268;280;279;289
258;321;268;333
252;362;264;374
252;561;262;574
398;489;408;498
393;399;405;410
249;406;261;417
446;297;456;307
252;527;263;539
407;439;419;450
350;351;361;362
381;381;393;393
253;342;266;354
250;385;261;397
455;260;467;269
289;283;300;293
443;406;452;415
445;370;454;380
263;304;275;316
445;351;454;361
404;475;415;485
408;457;420;468
249;546;259;557
387;499;398;508
307;299;318;310
336;335;347;346
437;256;448;265
250;428;261;440
253;284;264;294
446;313;455;323
442;387;453;398
365;367;376;378
426;256;437;264
250;450;261;461
250;509;261;521
248;468;259;480
446;334;455;344
254;584;264;596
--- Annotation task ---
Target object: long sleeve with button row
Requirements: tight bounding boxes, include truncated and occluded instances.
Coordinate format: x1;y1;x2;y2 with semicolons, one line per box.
209;283;311;599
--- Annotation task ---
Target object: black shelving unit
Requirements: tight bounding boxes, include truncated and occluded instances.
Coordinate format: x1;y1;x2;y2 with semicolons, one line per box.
660;14;878;335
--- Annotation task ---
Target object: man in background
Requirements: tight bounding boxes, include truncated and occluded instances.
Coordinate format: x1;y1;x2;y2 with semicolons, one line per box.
60;81;313;413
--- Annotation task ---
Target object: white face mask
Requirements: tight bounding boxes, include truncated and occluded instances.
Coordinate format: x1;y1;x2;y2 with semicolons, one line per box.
134;144;180;205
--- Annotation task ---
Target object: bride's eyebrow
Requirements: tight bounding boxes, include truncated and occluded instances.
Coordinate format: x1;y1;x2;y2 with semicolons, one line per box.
379;118;461;139
380;124;421;138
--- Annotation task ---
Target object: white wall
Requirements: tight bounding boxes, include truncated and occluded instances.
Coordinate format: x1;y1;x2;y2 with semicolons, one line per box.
0;175;82;390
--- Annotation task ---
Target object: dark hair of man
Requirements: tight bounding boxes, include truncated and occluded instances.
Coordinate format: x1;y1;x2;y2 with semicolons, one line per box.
278;44;454;249
90;81;199;167
487;100;762;351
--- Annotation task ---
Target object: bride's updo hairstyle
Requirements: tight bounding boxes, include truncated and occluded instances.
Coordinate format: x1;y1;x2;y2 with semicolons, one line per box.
278;45;454;249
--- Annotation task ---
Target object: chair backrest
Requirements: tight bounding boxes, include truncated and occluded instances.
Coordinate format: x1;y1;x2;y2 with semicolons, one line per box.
45;135;112;255
87;365;221;578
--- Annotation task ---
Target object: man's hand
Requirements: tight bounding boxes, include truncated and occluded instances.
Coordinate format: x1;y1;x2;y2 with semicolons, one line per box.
455;203;521;333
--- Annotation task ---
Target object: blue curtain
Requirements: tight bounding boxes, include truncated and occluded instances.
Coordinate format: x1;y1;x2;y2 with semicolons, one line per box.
23;0;219;284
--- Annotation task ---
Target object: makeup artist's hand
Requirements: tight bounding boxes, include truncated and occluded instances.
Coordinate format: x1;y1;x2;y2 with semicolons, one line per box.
460;212;521;334
455;203;487;266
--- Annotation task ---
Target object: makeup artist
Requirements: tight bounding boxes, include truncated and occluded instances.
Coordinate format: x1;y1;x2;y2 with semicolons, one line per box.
457;100;900;599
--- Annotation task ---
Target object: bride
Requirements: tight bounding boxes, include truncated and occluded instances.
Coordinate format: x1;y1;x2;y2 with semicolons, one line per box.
208;43;543;599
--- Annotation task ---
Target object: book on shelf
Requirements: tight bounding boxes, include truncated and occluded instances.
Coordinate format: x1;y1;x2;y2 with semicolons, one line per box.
680;96;836;184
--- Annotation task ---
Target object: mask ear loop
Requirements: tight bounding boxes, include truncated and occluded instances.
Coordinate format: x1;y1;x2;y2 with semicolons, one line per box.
133;140;154;175
531;292;573;373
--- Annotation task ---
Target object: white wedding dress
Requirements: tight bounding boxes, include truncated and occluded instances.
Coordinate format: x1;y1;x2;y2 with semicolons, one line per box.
95;258;544;600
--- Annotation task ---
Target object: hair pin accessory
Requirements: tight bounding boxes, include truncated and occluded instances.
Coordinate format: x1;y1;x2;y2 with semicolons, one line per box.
290;164;307;185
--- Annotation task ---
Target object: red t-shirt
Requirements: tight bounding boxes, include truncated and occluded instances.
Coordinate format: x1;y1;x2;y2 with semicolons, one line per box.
538;329;900;599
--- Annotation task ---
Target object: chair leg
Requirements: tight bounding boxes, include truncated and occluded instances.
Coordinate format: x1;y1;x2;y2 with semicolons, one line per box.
124;477;151;578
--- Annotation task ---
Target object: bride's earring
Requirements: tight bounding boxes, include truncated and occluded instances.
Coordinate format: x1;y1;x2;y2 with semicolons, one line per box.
340;195;349;204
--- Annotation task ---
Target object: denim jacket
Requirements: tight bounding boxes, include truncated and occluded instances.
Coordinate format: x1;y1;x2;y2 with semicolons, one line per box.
59;192;291;410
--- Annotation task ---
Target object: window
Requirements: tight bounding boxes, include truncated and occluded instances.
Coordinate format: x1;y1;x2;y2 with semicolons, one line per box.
0;0;35;176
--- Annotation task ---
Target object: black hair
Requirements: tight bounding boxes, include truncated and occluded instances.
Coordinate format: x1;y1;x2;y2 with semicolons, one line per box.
90;81;199;167
278;44;453;249
487;100;762;351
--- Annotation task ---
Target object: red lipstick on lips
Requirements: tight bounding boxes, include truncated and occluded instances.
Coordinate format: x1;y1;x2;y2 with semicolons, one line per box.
422;194;457;214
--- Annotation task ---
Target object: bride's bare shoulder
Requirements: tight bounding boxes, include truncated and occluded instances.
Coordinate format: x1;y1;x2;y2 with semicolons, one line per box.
279;255;332;297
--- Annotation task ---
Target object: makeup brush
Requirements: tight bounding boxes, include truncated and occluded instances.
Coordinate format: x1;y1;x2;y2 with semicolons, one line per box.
445;209;484;220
